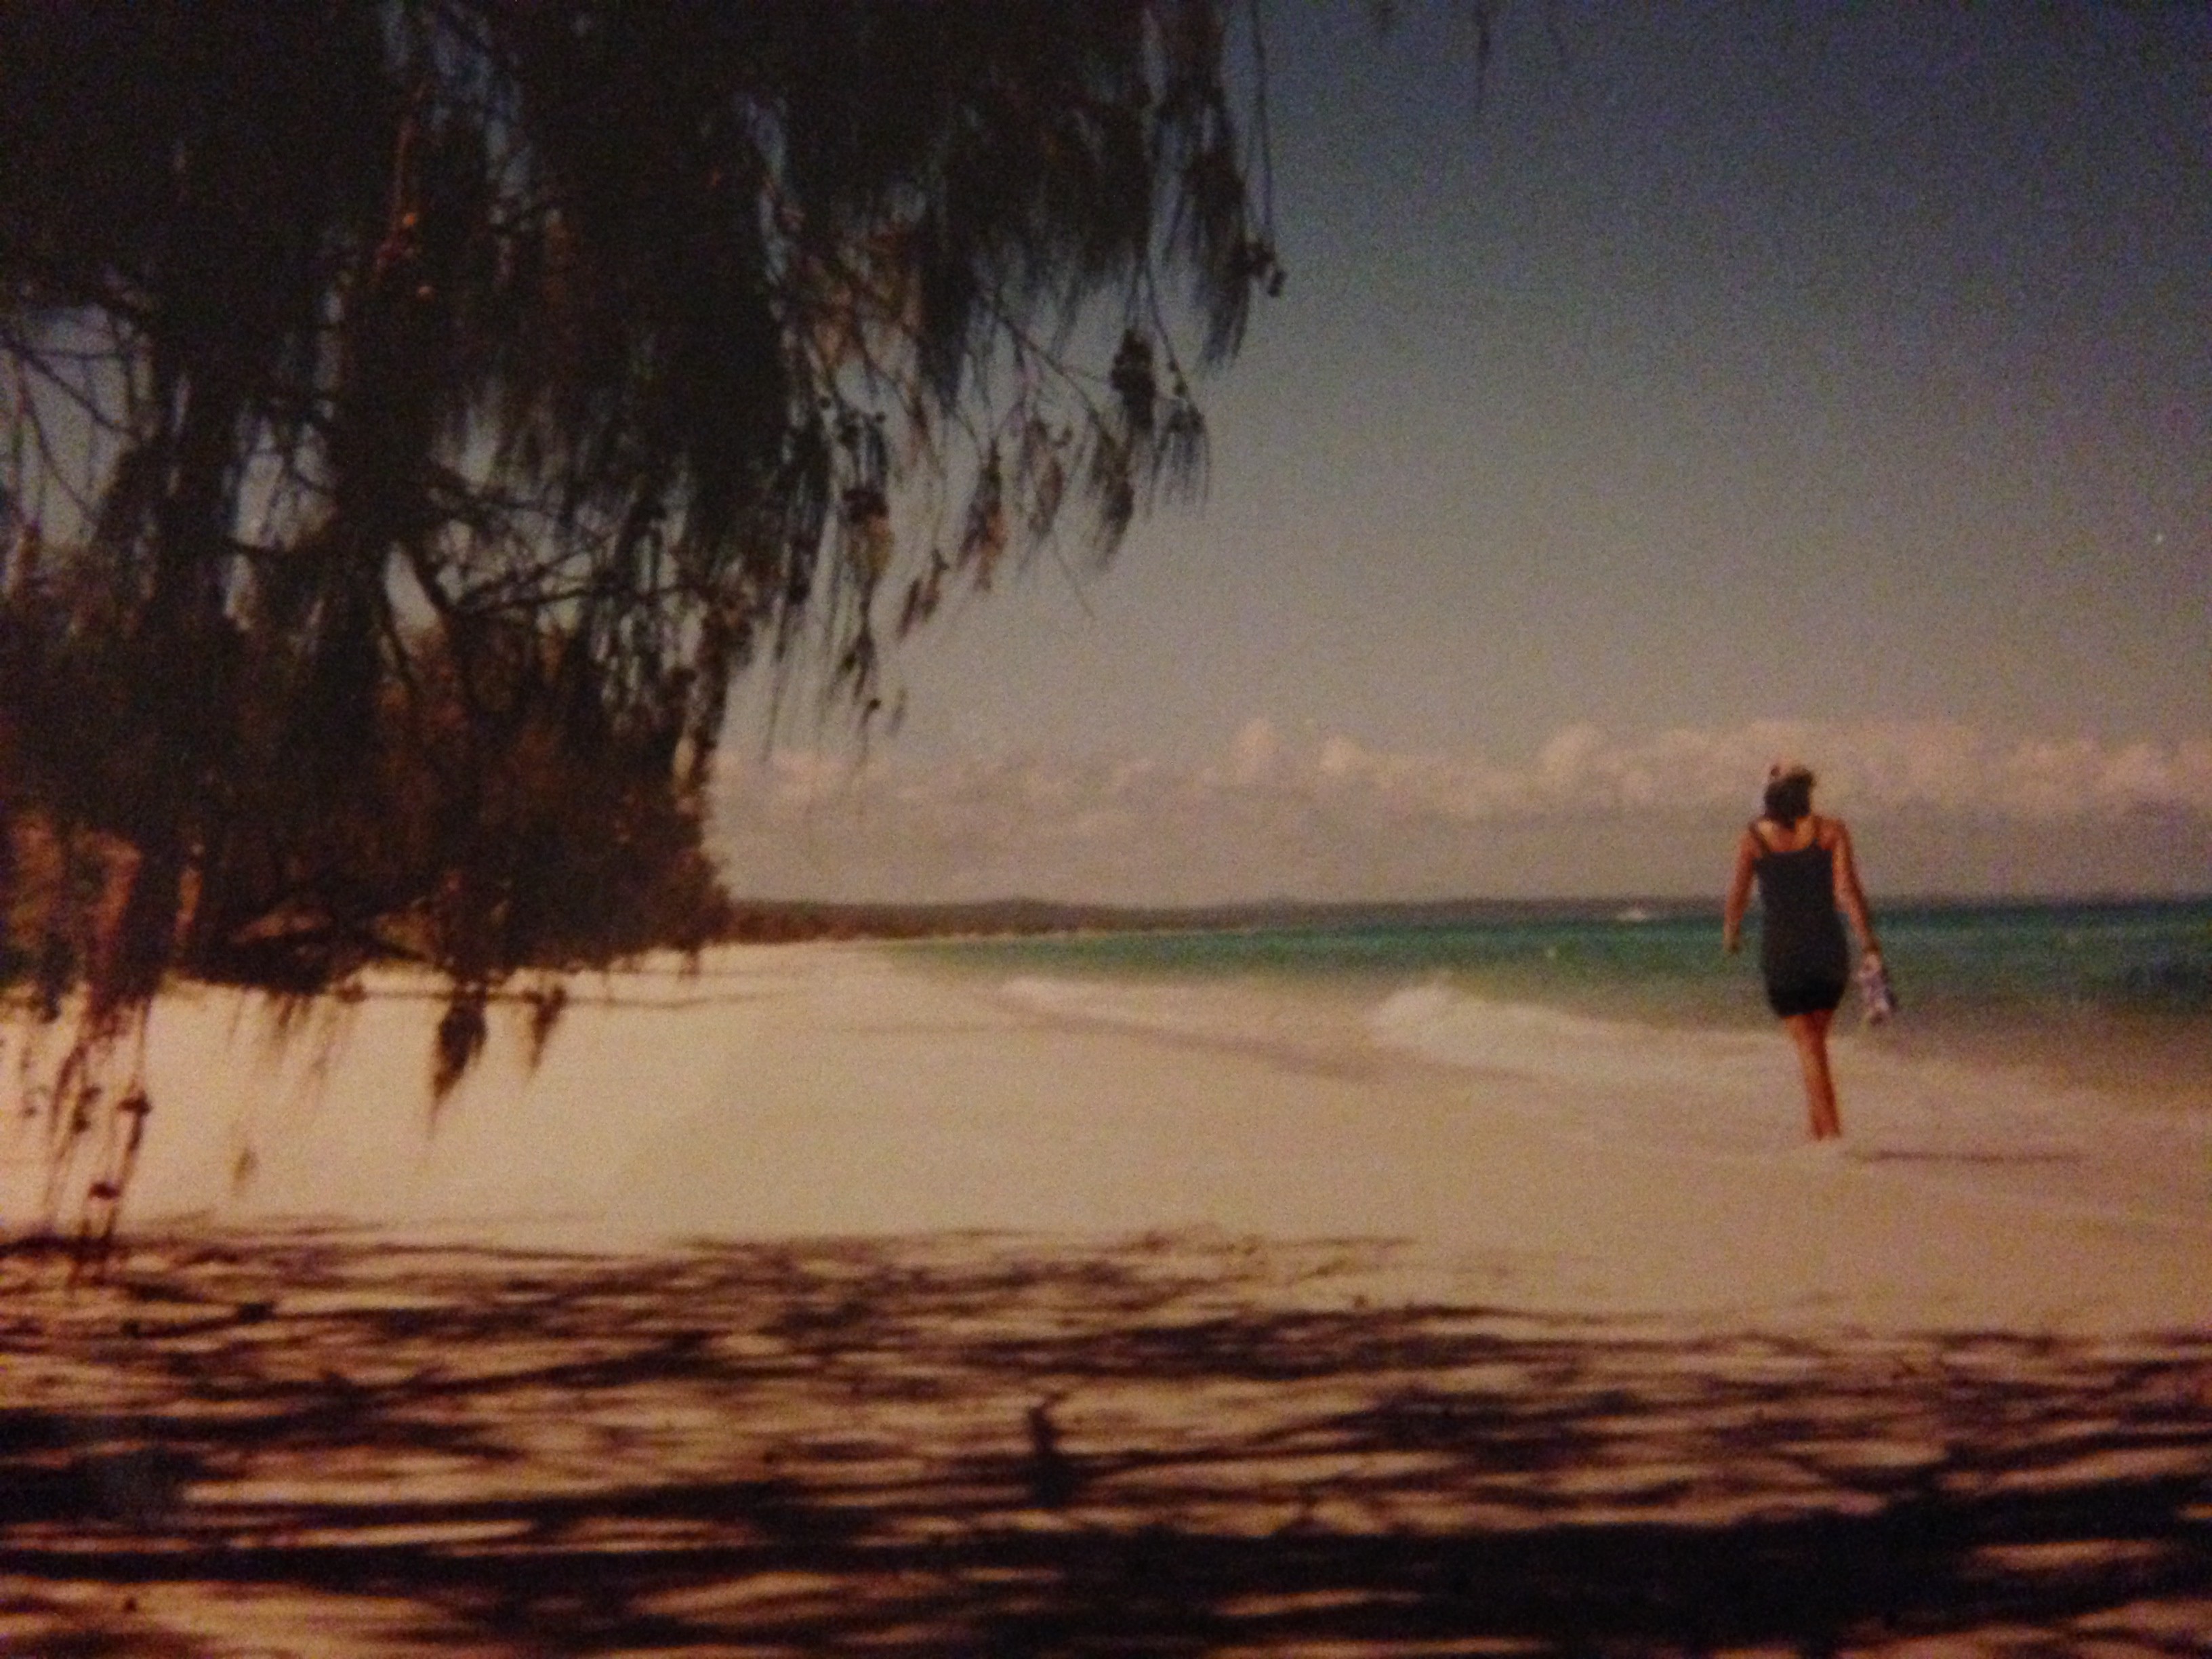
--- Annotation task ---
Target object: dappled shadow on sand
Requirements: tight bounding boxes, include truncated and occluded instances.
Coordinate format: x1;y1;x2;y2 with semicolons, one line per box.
2;1229;2207;1656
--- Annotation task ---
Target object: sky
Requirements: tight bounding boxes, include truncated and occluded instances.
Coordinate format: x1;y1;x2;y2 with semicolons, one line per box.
711;1;2211;906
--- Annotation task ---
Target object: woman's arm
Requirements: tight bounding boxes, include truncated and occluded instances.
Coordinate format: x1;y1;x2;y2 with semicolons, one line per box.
1829;818;1880;957
1722;828;1759;954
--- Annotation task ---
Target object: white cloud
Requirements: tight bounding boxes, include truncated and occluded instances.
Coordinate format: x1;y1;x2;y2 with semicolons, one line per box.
710;719;2212;903
1227;716;1284;785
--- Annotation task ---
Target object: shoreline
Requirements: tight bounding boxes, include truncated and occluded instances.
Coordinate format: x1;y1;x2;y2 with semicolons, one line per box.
5;947;2209;1653
2;940;2205;1337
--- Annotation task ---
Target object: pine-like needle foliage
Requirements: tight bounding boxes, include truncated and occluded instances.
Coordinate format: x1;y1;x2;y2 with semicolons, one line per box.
0;3;1276;1106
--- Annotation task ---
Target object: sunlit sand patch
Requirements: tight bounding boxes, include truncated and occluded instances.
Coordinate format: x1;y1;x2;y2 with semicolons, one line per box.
1;1580;449;1659
2068;1595;2212;1652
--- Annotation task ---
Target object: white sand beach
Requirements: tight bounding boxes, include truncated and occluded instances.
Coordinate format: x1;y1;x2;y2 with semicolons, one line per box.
6;943;2211;1656
11;941;2205;1337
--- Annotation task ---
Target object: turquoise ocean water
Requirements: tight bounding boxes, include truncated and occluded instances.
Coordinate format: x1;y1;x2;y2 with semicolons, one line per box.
923;899;2212;1225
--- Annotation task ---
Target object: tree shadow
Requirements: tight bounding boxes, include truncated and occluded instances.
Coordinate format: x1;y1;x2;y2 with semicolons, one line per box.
1;1227;2207;1655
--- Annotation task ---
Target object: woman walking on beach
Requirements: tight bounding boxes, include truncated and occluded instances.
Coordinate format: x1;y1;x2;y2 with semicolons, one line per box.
1723;762;1883;1141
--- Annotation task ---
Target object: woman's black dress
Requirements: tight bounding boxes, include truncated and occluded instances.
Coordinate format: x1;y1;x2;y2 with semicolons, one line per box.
1753;831;1850;1018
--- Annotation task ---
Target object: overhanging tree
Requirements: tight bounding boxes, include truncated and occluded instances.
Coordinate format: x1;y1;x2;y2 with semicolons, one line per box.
0;0;1281;1235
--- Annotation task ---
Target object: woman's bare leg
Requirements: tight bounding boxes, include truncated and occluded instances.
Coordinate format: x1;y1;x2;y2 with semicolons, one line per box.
1784;1009;1842;1140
